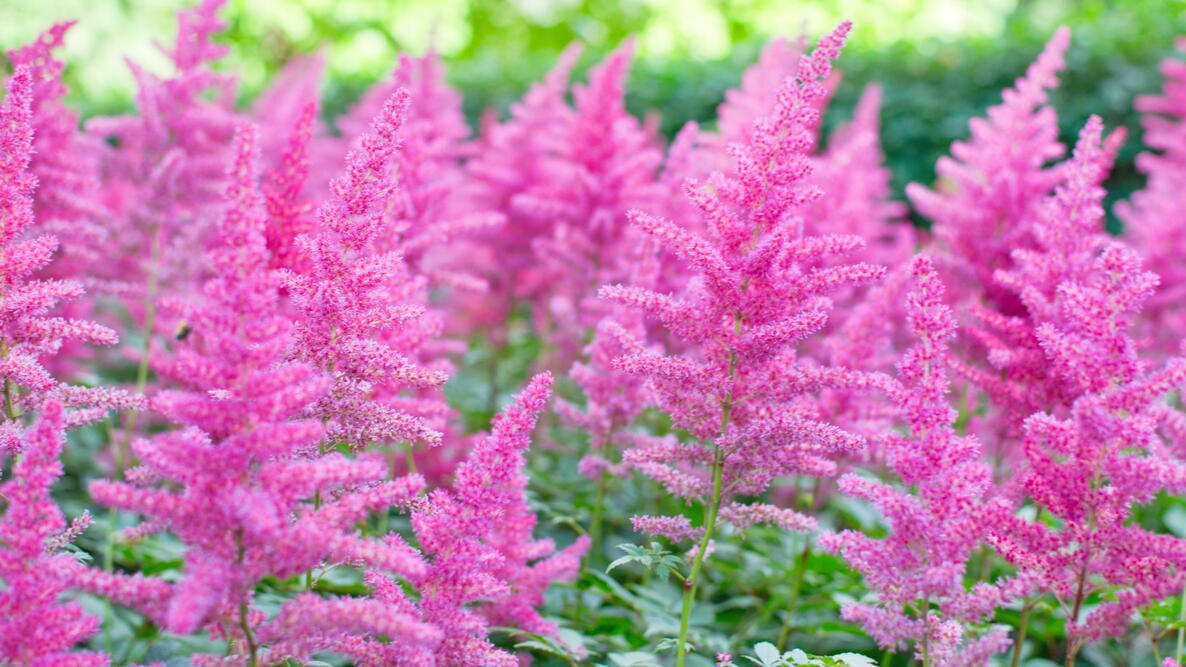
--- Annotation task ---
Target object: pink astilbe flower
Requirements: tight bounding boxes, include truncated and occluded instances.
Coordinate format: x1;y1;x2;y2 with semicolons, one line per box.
329;52;502;292
599;22;879;547
982;118;1186;660
494;42;667;364
0;66;137;439
704;35;837;170
463;45;581;338
251;54;325;170
88;126;430;664
282;89;449;451
805;84;913;268
0;401;107;665
1117;37;1186;357
261;100;318;272
821;257;1015;665
906;27;1070;315
7;23;106;272
86;0;238;307
952;117;1125;464
342;373;588;666
707;37;910;320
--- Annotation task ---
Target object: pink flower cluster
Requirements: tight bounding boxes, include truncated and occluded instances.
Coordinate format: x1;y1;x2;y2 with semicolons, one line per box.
8;3;1186;666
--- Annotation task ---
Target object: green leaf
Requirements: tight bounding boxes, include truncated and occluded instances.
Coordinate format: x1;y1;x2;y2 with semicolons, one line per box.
754;642;782;666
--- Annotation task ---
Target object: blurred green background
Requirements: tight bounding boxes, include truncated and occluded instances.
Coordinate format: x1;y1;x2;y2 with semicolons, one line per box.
2;0;1186;225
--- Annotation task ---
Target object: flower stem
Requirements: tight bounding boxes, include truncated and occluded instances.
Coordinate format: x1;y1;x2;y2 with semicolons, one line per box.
675;449;725;667
236;531;259;666
1176;581;1186;665
588;470;609;567
1010;601;1035;667
118;228;162;468
674;313;740;666
776;540;811;651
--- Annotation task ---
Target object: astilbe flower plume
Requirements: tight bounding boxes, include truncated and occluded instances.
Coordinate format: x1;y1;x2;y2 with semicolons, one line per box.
333;373;588;666
1117;37;1186;358
86;125;437;666
604;20;876;542
597;22;884;662
328;51;503;294
0;401;107;666
464;45;581;337
85;0;239;309
821;256;1017;666
7;22;106;273
703;35;835;171
984;117;1186;661
906;27;1070;315
0;66;140;446
511;41;667;363
260;99;319;272
952;115;1124;468
281;88;449;453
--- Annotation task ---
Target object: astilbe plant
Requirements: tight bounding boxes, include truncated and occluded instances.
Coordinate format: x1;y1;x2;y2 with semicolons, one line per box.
281;88;450;455
984;117;1186;664
597;23;888;665
327;51;503;296
510;41;668;365
0;66;141;446
822;256;1019;666
7;22;106;276
1118;37;1186;359
911;28;1125;473
464;45;581;339
0;401;114;666
86;0;239;299
87;125;436;666
352;372;588;666
906;27;1070;316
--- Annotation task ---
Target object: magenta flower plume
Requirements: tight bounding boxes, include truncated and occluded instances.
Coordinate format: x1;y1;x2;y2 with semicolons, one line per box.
463;45;582;337
85;0;239;308
706;35;837;170
982;117;1186;658
953;117;1125;450
7;23;106;272
0;66;137;438
508;41;665;362
337;373;588;666
907;27;1070;315
87;126;429;664
1118;38;1186;357
261;100;318;272
282;89;449;451
821;256;1015;665
601;21;876;542
332;51;503;292
0;401;107;665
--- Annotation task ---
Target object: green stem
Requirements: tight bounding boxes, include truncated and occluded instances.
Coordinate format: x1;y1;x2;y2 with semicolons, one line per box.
1;339;17;421
403;440;418;476
1176;581;1186;664
675;450;725;667
588;470;610;568
1010;601;1035;667
119;228;162;469
673;310;741;666
236;532;259;666
776;540;811;651
1065;563;1089;667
